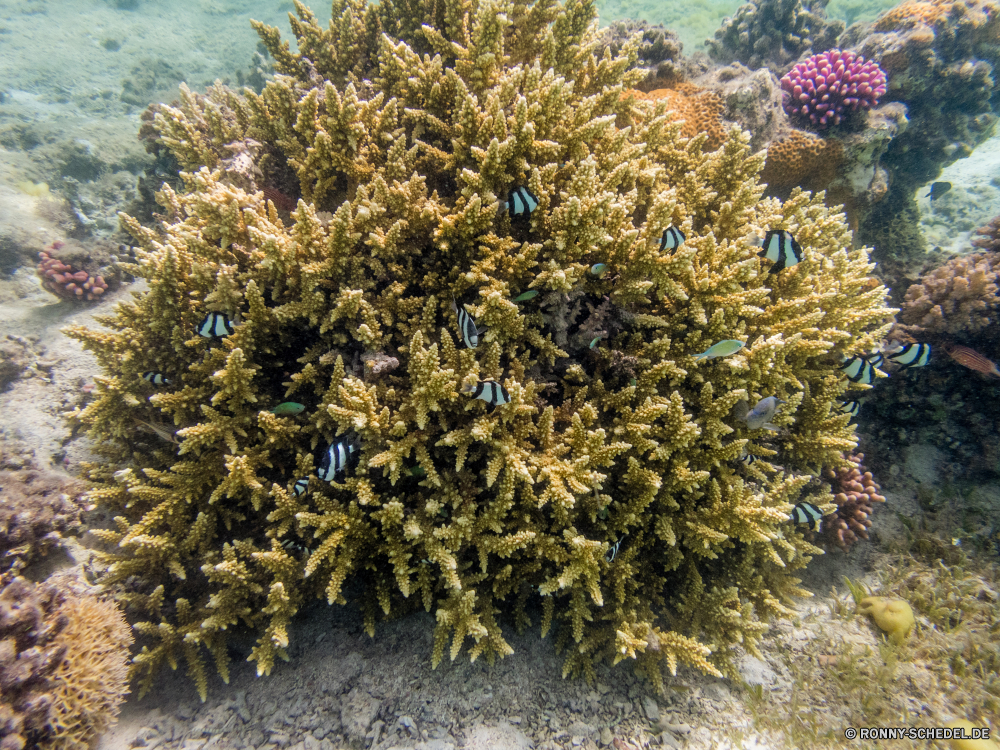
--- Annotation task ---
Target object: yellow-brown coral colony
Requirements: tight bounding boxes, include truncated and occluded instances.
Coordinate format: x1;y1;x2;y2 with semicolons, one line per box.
67;0;893;698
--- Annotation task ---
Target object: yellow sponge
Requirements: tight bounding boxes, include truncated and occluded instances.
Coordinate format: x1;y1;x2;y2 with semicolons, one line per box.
858;596;915;644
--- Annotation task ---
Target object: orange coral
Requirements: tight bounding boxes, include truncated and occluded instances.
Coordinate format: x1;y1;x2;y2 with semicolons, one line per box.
873;0;1000;37
627;84;726;150
46;595;132;750
760;130;844;194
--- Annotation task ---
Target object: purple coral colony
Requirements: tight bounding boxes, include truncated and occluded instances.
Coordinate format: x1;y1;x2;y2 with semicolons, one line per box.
6;0;1000;747
781;49;887;128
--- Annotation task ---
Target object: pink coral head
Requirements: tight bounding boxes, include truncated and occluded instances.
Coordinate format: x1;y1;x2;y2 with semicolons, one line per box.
780;49;888;129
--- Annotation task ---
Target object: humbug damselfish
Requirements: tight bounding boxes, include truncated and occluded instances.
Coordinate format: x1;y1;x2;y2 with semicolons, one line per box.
790;501;824;531
197;311;235;338
507;186;538;219
317;435;360;481
758;229;802;273
462;379;510;411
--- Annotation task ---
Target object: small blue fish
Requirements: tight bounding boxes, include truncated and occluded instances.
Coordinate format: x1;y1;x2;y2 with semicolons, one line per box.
507;185;538;219
737;396;785;431
886;343;931;369
758;229;802;273
660;226;685;251
512;290;539;302
926;181;951;200
452;298;486;349
790;501;824;531
271;402;306;416
590;263;607;276
317;435;359;481
462;379;510;411
693;340;745;360
142;371;170;386
589;337;601;349
292;477;310;496
197;311;235;338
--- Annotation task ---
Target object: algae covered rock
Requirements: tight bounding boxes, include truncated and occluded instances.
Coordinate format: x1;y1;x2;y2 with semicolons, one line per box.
69;0;893;698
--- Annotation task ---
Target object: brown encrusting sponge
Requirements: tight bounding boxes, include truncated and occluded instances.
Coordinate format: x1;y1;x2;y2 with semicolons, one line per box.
67;0;894;700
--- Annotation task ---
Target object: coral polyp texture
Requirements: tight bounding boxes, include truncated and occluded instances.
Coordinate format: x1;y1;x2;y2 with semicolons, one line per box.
821;452;885;550
37;243;109;302
68;0;892;698
898;253;1000;339
780;50;887;129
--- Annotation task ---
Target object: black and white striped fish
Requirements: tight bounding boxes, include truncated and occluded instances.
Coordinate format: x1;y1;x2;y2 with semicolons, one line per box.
659;226;685;250
868;352;884;368
839;399;861;418
790;501;824;531
758;229;802;273
507;186;538;219
887;343;931;369
197;311;235;338
142;371;170;386
292;477;310;496
606;533;626;562
462;379;510;411
451;298;486;349
840;355;877;385
317;435;359;481
740;452;758;466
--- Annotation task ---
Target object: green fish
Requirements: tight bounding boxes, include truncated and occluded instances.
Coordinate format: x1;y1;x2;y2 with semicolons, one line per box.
512;290;539;302
589;337;601;349
271;402;306;416
409;465;426;477
693;340;745;361
590;263;607;276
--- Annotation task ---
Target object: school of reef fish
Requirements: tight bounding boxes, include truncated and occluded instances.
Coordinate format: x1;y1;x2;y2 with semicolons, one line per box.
12;0;1000;744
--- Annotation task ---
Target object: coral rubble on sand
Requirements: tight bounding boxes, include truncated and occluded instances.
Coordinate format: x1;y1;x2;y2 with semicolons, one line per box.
68;0;892;698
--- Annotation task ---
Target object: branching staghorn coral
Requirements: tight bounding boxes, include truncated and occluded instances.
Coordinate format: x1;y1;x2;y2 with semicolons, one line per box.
68;0;892;698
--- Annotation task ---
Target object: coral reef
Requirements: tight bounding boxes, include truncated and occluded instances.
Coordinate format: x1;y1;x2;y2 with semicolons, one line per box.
45;594;132;750
0;470;87;574
897;253;1000;340
780;49;887;129
820;452;884;550
971;214;1000;252
761;129;844;195
69;0;892;698
36;242;109;302
0;574;131;750
627;84;728;150
0;574;66;750
852;0;1000;267
707;0;845;72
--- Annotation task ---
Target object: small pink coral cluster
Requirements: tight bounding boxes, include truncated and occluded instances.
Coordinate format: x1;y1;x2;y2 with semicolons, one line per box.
781;49;887;128
37;243;107;302
822;453;886;550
